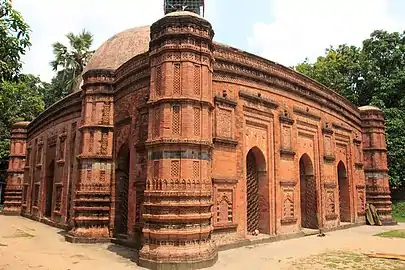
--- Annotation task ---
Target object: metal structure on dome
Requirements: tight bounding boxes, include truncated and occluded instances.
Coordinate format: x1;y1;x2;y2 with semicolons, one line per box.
164;0;205;16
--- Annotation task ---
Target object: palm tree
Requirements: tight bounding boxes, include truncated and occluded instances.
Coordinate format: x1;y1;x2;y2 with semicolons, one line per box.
50;29;94;93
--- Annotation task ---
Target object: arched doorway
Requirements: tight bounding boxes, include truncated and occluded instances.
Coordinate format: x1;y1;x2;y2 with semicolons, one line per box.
115;144;130;236
45;159;55;218
246;147;269;234
338;161;350;222
299;154;318;229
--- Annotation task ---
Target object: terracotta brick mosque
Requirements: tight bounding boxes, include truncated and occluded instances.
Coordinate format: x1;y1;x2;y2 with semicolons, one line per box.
2;0;395;269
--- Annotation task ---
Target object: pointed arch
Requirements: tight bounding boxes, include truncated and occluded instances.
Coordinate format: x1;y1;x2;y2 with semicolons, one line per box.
337;161;350;222
299;154;318;229
246;146;269;234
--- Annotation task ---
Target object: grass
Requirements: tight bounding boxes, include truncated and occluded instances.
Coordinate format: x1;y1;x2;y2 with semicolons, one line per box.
392;201;405;223
288;251;405;270
375;229;405;239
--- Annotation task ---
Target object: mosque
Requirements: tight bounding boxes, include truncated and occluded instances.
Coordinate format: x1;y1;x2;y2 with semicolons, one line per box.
3;1;394;269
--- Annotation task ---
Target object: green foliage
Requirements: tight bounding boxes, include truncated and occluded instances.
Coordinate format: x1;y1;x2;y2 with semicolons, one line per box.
295;30;405;187
0;0;31;81
49;29;94;94
0;75;45;159
392;201;405;223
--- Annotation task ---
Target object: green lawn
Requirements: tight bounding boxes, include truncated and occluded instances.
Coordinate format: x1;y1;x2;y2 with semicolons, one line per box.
392;201;405;223
375;229;405;238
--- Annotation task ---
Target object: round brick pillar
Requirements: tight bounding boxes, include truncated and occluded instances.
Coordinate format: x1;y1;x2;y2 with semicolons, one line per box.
66;69;115;242
359;105;395;225
139;11;217;269
3;121;29;215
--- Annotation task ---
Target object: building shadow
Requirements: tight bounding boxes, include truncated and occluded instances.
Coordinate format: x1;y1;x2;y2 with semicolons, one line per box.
107;243;139;264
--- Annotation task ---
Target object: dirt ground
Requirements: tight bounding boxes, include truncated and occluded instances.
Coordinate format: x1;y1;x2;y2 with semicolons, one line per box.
1;215;405;270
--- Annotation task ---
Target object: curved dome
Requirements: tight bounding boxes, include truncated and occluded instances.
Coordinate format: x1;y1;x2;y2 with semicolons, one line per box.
85;25;151;72
73;25;151;92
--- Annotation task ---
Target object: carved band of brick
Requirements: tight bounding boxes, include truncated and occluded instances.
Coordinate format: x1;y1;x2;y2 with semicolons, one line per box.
239;90;279;108
212;178;238;184
214;95;237;107
353;138;362;144
356;185;365;189
213;137;238;146
145;139;213;148
292;106;321;121
322;127;334;134
281;217;297;225
324;155;336;162
279;115;294;125
362;148;387;152
324;182;337;189
325;214;338;220
148;150;212;161
280;180;297;187
146;97;214;109
280;149;296;156
355;162;364;169
332;123;352;133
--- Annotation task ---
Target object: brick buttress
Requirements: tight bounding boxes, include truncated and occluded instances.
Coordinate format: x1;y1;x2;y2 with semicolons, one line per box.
66;69;115;242
360;106;395;225
2;122;29;215
138;11;218;269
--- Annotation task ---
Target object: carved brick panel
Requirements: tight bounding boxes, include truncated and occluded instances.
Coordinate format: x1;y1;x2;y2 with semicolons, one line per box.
280;181;297;225
212;178;237;229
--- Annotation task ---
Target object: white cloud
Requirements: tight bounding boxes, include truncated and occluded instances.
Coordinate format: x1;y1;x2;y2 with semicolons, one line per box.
14;0;163;82
248;0;404;67
13;0;218;82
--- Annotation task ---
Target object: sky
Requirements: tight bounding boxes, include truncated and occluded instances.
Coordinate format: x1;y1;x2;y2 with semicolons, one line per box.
12;0;405;82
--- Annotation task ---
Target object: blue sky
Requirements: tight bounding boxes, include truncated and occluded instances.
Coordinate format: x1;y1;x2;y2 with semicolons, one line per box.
13;0;405;82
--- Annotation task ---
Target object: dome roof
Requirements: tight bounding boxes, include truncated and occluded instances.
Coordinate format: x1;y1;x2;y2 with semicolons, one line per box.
74;25;151;92
359;105;381;111
84;25;151;72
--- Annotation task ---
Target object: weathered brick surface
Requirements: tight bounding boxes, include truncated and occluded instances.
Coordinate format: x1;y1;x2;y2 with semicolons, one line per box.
5;9;394;270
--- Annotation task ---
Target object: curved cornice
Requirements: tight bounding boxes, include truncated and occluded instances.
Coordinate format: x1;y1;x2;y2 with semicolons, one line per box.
212;43;361;126
27;91;82;137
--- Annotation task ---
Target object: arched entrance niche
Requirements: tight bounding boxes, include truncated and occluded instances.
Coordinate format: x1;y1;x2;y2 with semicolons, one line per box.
45;159;55;218
337;161;350;222
114;143;130;236
246;147;269;234
299;154;318;229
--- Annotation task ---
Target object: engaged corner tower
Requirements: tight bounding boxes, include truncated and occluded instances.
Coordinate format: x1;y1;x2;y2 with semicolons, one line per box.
139;3;217;269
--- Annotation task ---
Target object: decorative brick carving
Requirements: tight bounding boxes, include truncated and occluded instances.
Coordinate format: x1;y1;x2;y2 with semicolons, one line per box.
100;131;108;155
216;107;232;138
216;189;233;225
156;65;162;96
172;105;180;135
194;64;201;95
89;130;94;153
326;190;336;217
173;63;181;94
54;185;62;212
193;161;200;179
282;190;294;219
153;108;160;138
153;160;160;180
193;107;201;136
281;125;292;150
171;160;180;178
102;102;110;125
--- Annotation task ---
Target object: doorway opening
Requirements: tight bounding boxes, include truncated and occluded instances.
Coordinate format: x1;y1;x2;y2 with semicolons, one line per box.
45;159;55;218
338;161;350;222
246;147;269;234
115;144;130;236
299;154;318;229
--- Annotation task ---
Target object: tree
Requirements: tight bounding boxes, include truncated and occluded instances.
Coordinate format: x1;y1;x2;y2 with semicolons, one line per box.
49;29;94;94
294;30;405;187
0;74;45;159
0;0;31;81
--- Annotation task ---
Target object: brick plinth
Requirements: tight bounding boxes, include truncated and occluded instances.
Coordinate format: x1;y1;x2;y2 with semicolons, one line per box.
2;122;29;215
138;11;218;268
68;69;115;239
360;106;394;224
